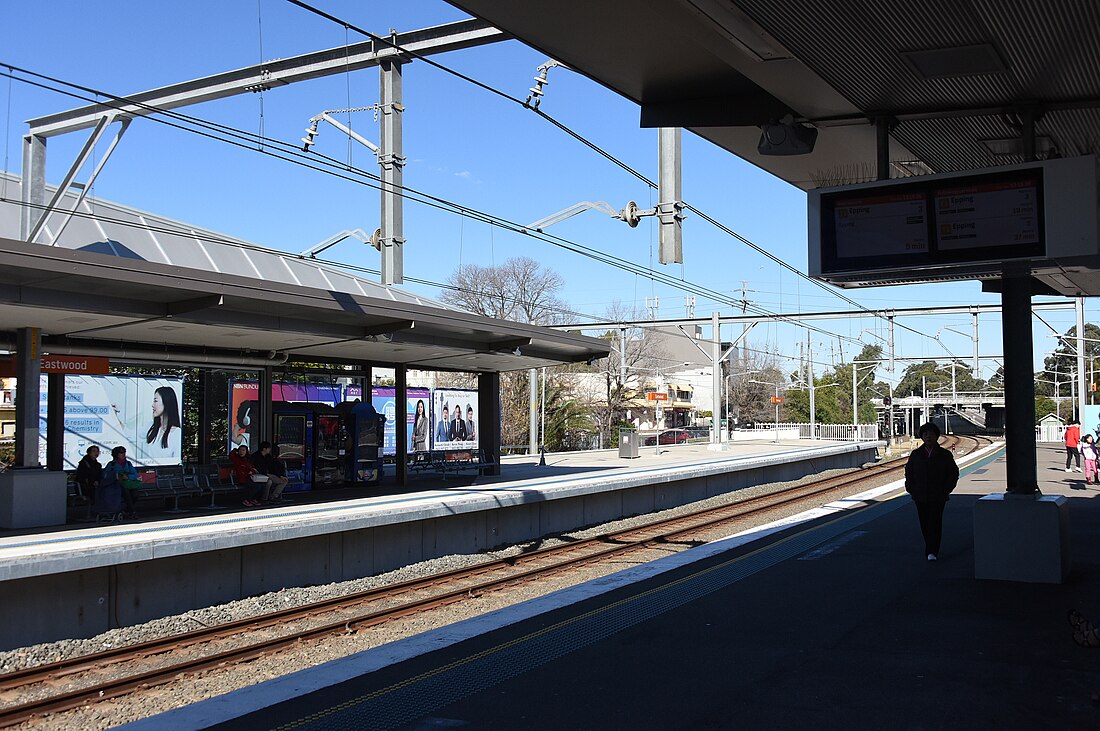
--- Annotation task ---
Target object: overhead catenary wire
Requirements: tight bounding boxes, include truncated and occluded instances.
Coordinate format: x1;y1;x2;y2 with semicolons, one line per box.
285;0;952;355
0;66;877;351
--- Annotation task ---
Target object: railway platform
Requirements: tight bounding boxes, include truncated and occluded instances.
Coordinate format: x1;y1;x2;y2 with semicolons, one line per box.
0;438;877;649
138;440;1100;730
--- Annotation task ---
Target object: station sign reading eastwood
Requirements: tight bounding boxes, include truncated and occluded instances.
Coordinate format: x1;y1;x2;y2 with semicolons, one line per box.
0;355;110;377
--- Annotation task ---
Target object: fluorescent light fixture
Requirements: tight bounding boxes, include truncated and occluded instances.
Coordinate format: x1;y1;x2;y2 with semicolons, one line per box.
980;136;1054;157
681;0;792;61
902;44;1006;79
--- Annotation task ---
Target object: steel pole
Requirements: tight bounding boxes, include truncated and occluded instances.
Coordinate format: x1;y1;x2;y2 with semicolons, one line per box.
379;59;405;285
1077;296;1087;421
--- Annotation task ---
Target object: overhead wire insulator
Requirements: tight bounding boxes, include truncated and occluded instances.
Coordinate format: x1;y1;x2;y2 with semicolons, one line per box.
301;121;320;151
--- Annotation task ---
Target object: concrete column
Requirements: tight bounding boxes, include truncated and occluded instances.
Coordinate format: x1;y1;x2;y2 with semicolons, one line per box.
395;365;407;485
14;328;42;467
46;373;64;471
1002;265;1038;494
478;371;501;476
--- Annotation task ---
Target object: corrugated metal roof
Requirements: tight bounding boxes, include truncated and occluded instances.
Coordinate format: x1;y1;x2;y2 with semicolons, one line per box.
0;172;450;309
453;0;1100;185
734;0;1100;173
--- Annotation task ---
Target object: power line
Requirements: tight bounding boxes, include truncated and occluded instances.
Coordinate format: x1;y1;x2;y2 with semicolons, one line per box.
1;60;912;354
285;0;951;353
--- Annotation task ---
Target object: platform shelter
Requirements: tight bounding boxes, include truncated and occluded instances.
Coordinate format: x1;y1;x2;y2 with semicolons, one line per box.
0;179;611;529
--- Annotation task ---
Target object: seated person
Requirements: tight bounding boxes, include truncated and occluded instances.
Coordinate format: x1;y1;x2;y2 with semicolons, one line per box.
74;445;103;503
100;445;139;518
251;441;290;503
229;445;263;507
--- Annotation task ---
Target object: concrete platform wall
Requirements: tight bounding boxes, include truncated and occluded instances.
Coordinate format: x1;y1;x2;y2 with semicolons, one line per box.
0;446;875;650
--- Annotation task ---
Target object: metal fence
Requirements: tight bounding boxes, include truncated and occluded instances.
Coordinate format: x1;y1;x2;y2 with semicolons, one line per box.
737;423;880;441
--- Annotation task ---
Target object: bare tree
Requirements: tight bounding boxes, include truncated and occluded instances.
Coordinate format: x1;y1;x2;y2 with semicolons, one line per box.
580;301;669;444
440;256;570;324
439;257;574;449
726;347;785;423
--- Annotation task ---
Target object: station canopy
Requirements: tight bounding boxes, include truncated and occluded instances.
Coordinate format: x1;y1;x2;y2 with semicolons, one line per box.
452;0;1100;294
452;1;1100;188
0;176;609;371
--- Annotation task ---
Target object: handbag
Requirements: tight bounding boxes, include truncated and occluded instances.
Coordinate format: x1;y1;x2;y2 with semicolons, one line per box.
121;478;144;490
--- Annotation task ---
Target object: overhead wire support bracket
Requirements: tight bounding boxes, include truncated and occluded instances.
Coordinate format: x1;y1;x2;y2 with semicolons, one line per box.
526;200;655;233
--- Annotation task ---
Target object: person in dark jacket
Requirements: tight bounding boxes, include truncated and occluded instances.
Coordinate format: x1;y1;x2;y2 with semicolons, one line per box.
904;422;959;561
73;445;103;503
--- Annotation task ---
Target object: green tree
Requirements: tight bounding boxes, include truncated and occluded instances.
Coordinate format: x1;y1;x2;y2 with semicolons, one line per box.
894;360;984;401
1035;323;1100;400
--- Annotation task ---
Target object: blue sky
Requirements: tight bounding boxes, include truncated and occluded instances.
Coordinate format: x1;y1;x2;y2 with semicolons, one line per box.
0;0;1090;384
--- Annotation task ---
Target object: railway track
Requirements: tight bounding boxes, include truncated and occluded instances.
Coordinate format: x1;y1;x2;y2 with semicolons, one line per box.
0;435;994;727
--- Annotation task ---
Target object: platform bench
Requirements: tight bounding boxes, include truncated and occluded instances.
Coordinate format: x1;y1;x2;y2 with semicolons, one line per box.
407;449;498;478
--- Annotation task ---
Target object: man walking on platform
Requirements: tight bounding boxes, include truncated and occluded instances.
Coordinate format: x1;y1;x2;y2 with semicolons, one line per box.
1065;419;1082;472
904;422;959;562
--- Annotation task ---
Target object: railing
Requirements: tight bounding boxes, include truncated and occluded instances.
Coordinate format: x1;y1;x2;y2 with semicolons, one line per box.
737;423;879;441
1037;424;1066;443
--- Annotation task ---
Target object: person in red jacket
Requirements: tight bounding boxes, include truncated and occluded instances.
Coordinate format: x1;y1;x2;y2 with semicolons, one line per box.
229;445;262;507
1065;419;1082;473
904;422;959;561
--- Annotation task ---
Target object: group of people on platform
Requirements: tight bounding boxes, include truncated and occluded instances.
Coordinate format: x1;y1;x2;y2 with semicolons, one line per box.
72;440;291;517
74;444;141;519
229;442;290;507
1062;420;1100;484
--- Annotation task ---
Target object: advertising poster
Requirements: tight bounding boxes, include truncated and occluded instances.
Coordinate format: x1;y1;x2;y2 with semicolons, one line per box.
1083;405;1100;441
228;380;342;453
432;388;479;450
371;387;431;456
38;374;184;468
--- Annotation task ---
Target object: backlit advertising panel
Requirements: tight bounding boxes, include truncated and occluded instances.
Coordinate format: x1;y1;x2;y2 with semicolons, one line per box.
38;374;184;468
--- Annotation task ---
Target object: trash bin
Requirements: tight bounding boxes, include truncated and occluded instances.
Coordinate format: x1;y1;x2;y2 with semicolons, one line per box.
618;429;639;459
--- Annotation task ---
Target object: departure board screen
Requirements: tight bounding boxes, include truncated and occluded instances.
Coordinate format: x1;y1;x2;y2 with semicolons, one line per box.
934;179;1040;251
816;168;1045;275
833;193;927;259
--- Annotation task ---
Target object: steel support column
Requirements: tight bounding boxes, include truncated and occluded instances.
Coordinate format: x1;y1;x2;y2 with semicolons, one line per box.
711;311;721;443
46;374;64;471
258;367;273;448
395;365;408;485
198;369;210;465
658;127;683;264
529;368;538;455
19;135;46;241
1002;265;1038;494
478;372;501;476
14;328;42;467
379;60;405;285
1077;297;1087;422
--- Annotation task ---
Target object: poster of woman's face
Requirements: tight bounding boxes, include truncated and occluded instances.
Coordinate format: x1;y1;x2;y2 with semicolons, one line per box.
38;375;184;468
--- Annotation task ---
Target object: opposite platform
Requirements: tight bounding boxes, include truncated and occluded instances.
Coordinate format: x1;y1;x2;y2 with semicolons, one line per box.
0;439;878;649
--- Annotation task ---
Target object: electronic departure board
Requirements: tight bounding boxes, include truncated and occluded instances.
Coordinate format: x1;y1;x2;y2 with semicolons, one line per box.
818;168;1044;276
808;156;1098;291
